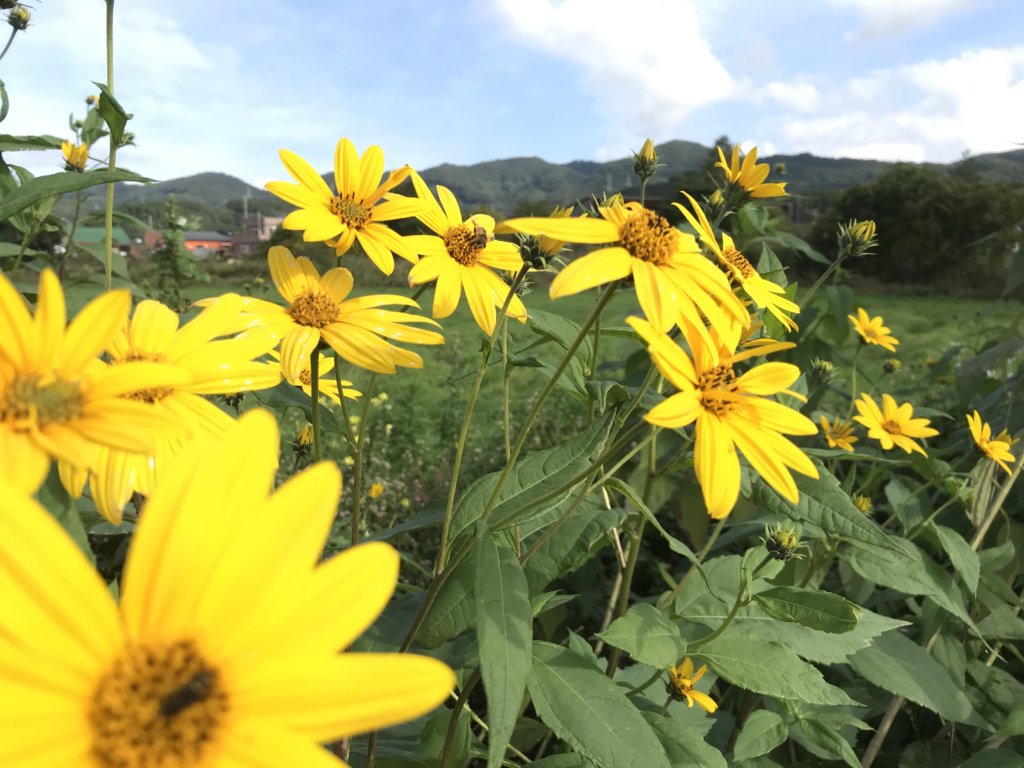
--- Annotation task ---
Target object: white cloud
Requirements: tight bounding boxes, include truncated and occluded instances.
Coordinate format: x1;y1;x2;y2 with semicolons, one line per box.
490;0;736;141
825;0;974;38
766;82;821;112
771;46;1024;162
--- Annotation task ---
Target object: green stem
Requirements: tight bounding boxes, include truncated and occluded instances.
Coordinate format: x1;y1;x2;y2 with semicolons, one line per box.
690;555;772;651
502;320;512;461
0;26;18;63
334;363;359;448
103;0;117;292
349;372;376;545
801;247;849;307
440;669;481;768
59;192;83;281
309;349;323;462
656;517;726;611
436;264;530;573
625;668;664;698
847;345;862;419
587;307;602;422
520;467;602;564
398;537;474;653
11;219;40;272
479;281;619;524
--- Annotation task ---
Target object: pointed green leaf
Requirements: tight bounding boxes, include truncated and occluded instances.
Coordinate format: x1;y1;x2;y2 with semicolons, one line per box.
93;83;133;146
528;642;671;768
733;709;788;761
798;718;859;768
0;168;149;222
994;699;1024;739
598;603;687;668
417;544;478;648
0;134;63;152
475;523;533;768
605;477;700;565
932;523;980;595
37;467;93;563
523;502;625;593
848;629;973;722
958;749;1024;768
753;587;862;634
645;712;727;768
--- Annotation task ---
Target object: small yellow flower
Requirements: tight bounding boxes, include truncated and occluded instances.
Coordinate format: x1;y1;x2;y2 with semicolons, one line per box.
296;423;314;447
848;308;899;352
378;392;389;402
86;94;100;107
854;393;938;456
400;497;411;509
819;415;858;452
667;658;717;713
967;410;1016;475
633;138;660;181
715;145;786;199
61;140;89;172
368;482;384;500
343;456;355;466
852;495;873;514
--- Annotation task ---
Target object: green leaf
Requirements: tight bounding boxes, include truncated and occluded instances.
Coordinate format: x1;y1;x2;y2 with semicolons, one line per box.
733;709;788;761
749;460;908;555
417;544;478;648
36;467;94;563
932;524;981;595
848;629;973;722
0;79;8;123
475;523;533;768
449;409;615;542
93;83;133;146
753;586;862;634
959;749;1024;768
0;134;63;152
421;707;471;768
693;637;858;706
597;603;687;668
529;756;596;768
527;307;593;362
843;537;979;633
527;642;671;768
994;699;1024;739
645;712;727;768
605;476;700;565
977;605;1024;641
523;502;625;593
0;168;149;222
798;718;859;768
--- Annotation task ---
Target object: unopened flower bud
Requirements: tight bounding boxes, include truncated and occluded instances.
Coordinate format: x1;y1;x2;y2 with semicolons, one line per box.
852;495;873;514
809;358;834;385
8;4;29;30
763;523;805;561
633;138;661;182
838;219;878;259
86;94;100;107
296;423;314;447
883;358;901;374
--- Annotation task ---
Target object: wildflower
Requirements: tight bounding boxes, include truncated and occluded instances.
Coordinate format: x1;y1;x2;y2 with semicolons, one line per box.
883;358;901;374
62;140;89;172
763;523;805;561
853;393;938;456
296;422;315;447
677;192;800;332
819;415;858;452
368;481;384;500
0;271;188;493
405;172;527;335
0;411;454;767
629;316;817;519
809;358;834;385
266;138;420;274
848;308;899;352
852;495;873;514
378;392;389;402
502;200;747;336
715;145;787;199
343;456;355;466
667;658;717;713
7;4;28;30
212;246;444;378
400;497;411;509
385;423;394;437
86;93;100;106
271;348;360;405
967;410;1015;475
839;219;878;259
633;138;660;181
514;204;576;270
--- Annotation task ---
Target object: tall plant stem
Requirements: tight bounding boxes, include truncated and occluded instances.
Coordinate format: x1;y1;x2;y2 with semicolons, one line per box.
0;27;17;63
435;264;529;573
478;281;619;523
801;248;849;307
103;0;117;292
656;517;727;611
502;320;512;460
59;192;83;280
348;372;376;545
308;350;323;462
440;669;482;768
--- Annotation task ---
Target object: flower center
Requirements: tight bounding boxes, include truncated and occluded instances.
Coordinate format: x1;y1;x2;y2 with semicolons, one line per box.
720;247;755;280
443;224;488;266
89;639;229;768
0;373;84;429
881;419;903;436
289;290;340;328
619;208;678;266
119;350;174;404
697;364;739;416
298;368;312;386
329;195;372;229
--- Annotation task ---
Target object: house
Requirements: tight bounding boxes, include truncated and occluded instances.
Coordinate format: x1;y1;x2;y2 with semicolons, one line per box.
183;231;233;258
242;214;284;241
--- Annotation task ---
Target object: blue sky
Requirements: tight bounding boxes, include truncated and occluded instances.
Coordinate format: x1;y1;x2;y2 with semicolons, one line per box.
5;0;1024;186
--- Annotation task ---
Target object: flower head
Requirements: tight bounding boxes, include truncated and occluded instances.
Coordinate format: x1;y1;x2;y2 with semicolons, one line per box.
852;495;873;514
633;138;661;181
763;523;805;561
848;308;899;352
213;246;444;378
629;316;818;519
502;200;748;337
0;270;189;493
715;145;787;199
819;415;858;452
0;410;454;767
368;481;384;500
62;140;89;172
667;658;717;713
7;4;28;30
839;219;878;258
405;172;527;335
266;138;421;274
853;393;938;456
967;410;1016;475
271;348;361;405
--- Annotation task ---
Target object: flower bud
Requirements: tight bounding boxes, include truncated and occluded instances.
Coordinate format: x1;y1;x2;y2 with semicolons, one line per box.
838;219;878;259
7;4;29;30
809;358;834;385
852;495;873;514
296;423;314;447
633;138;661;182
763;523;804;561
883;358;901;374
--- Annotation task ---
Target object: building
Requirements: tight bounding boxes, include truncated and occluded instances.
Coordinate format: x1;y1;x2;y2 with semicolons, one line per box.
242;214;284;241
183;231;234;258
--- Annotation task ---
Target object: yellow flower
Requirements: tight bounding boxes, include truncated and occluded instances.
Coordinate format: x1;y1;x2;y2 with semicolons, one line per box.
265;138;421;274
819;415;858;452
7;4;29;30
967;410;1015;475
715;144;787;198
62;140;89;172
0;270;189;493
852;495;873;514
368;481;384;500
271;348;361;405
853;393;938;456
296;423;315;447
215;246;444;377
0;410;454;766
848;308;899;352
405;172;528;335
629;316;818;519
676;192;800;332
633;138;659;181
400;497;410;509
502;200;747;336
668;658;717;713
